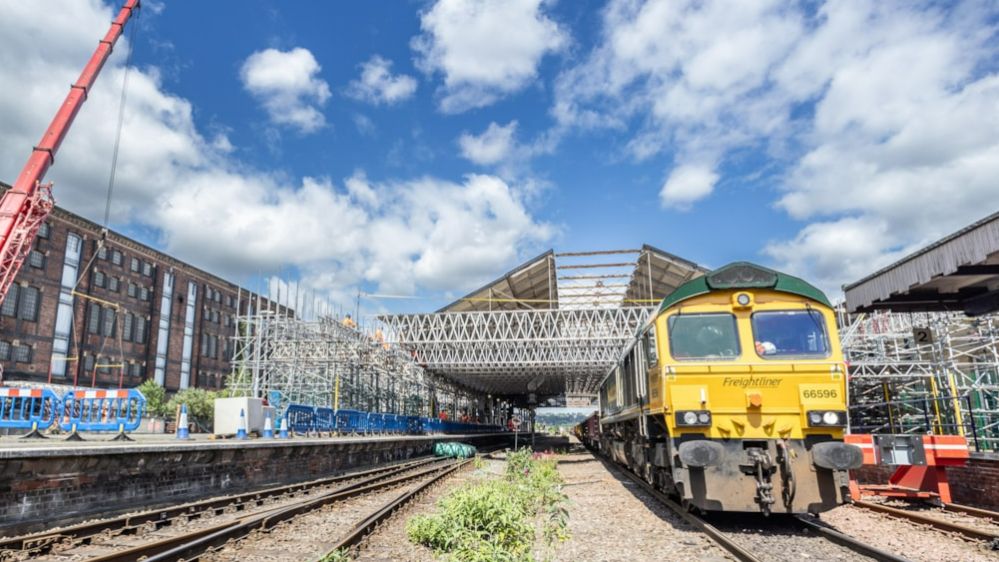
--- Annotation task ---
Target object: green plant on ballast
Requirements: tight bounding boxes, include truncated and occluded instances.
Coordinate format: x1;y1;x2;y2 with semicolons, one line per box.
407;449;569;561
135;379;169;418
319;548;350;562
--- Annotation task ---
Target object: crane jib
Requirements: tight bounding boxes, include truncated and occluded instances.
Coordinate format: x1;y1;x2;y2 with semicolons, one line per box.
0;0;140;306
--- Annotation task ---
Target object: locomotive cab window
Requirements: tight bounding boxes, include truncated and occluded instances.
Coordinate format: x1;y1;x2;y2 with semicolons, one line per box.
668;313;740;360
751;309;830;358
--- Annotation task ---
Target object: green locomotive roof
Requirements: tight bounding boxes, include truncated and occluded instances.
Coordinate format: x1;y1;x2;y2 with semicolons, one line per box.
658;262;832;312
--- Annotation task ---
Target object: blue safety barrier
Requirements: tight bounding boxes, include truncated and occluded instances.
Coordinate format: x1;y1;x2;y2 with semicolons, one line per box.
58;388;145;433
335;409;368;434
314;407;335;434
406;415;422;435
278;402;502;438
367;412;385;434
386;414;407;434
285;404;316;434
0;387;60;431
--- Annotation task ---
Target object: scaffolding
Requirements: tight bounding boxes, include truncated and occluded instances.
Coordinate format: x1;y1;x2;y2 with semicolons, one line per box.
840;310;999;451
379;307;655;396
227;312;508;423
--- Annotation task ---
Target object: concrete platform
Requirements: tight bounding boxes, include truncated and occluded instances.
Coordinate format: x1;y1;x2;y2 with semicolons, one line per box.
0;431;517;458
0;432;522;536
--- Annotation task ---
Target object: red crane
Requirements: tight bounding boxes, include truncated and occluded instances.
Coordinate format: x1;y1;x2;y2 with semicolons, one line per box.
0;0;140;305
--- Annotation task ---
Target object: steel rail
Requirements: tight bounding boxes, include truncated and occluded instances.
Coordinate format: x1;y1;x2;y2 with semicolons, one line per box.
128;459;463;562
942;502;999;523
599;458;762;562
853;500;999;542
320;457;473;558
0;456;438;557
602;457;914;562
792;515;911;562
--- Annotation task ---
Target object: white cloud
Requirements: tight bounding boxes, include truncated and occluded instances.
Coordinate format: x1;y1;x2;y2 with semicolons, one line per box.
555;0;999;292
0;0;552;306
659;163;718;210
240;47;331;133
346;55;417;105
459;121;518;165
413;0;568;112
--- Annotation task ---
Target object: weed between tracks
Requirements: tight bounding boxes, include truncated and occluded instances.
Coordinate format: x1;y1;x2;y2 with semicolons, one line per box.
407;450;569;561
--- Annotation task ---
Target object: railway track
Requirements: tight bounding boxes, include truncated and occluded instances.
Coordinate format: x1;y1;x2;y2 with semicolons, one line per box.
852;499;999;545
1;456;453;562
602;457;910;562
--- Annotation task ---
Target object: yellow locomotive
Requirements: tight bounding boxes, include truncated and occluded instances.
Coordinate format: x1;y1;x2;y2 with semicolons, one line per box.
597;262;863;515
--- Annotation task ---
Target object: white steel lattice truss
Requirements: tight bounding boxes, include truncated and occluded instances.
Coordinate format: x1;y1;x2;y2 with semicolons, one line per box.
379;307;655;396
840;310;999;451
228;314;505;422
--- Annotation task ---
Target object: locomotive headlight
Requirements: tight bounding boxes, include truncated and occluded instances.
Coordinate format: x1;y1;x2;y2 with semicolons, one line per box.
806;410;847;427
677;410;712;426
732;292;754;308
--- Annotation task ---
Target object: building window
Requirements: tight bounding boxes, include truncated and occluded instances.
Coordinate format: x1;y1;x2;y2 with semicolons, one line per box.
83;354;94;373
37;222;50;239
127;282;137;298
130;257;140;272
87;302;101;334
0;341;10;361
130;362;142;378
28;250;45;269
1;285;18;317
122;312;133;341
102;307;116;337
97;245;107;260
111;250;122;266
13;344;31;363
142;262;153;276
18;286;39;321
97;356;109;375
134;316;147;344
139;286;149;301
93;270;105;288
108;276;119;292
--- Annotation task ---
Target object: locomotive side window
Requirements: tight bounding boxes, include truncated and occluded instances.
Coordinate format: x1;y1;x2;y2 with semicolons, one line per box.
751;310;830;358
668;313;740;359
644;327;658;365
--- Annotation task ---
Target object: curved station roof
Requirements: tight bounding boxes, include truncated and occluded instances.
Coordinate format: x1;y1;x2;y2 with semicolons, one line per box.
380;245;707;397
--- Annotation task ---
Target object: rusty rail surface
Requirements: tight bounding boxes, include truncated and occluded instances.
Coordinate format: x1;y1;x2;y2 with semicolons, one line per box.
853;500;999;543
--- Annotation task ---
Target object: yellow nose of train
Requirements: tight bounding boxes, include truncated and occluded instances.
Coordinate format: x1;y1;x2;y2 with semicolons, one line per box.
596;262;863;514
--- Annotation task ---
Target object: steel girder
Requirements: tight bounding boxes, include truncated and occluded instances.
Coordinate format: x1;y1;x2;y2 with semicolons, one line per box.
378;307;654;395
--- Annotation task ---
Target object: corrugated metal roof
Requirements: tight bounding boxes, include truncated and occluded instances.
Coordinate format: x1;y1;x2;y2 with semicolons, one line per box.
437;250;557;312
844;210;999;313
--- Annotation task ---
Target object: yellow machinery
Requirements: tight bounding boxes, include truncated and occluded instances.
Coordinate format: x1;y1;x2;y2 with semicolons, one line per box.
598;262;862;514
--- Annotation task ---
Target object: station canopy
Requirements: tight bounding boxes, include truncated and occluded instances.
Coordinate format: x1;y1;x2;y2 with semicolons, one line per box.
379;245;707;397
845;211;999;316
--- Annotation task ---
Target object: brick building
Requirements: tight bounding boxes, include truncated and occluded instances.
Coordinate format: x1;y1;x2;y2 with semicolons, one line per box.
0;183;282;391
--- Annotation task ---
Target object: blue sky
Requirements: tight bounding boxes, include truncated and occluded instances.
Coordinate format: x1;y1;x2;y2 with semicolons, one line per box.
1;1;997;316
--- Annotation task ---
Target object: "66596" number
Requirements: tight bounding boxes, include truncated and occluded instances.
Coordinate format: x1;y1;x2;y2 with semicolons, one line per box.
803;389;838;399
